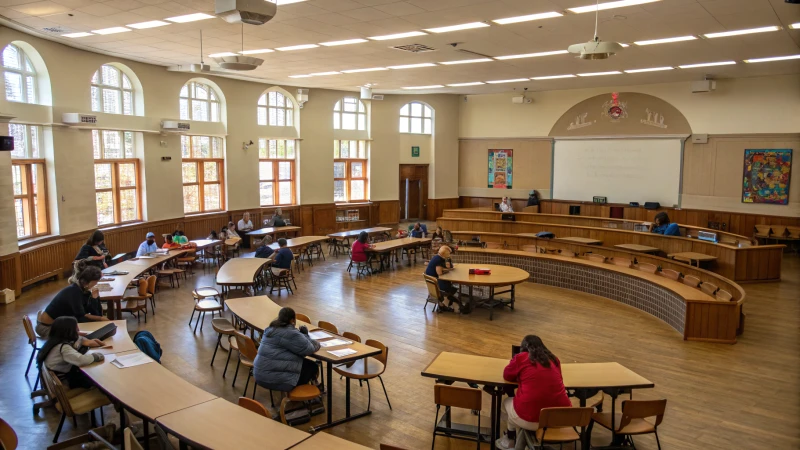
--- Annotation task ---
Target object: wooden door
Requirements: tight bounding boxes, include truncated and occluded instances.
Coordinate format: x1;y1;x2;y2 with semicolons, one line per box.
399;164;428;221
399;180;407;220
407;180;421;219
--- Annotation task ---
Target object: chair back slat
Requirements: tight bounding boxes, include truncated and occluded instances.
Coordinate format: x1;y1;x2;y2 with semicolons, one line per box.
423;275;442;300
365;339;388;366
754;224;771;236
637;263;657;274
42;369;75;417
318;321;339;334
558;249;575;258
124;427;144;450
484;242;502;249
682;275;701;288
22;315;36;346
538;406;593;428
716;289;733;301
137;277;148;296
700;282;719;296
342;331;362;343
619;399;667;429
587;254;606;263
660;269;681;281
612;257;632;268
0;417;19;450
238;397;270;418
234;332;258;361
295;313;311;324
434;384;481;410
521;245;539;253
146;275;157;296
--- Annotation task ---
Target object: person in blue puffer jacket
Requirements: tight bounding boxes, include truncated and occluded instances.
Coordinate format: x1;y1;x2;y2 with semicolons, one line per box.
254;307;321;392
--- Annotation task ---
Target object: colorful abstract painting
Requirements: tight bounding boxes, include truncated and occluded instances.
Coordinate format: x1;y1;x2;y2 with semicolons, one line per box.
742;149;792;205
488;149;513;189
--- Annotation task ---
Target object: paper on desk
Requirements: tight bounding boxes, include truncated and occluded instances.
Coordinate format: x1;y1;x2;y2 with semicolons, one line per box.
94;283;114;292
319;338;352;348
327;348;357;357
111;352;154;369
137;255;155;259
308;330;332;340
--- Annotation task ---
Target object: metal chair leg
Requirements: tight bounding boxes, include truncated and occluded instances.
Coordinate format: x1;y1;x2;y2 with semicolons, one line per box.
232;359;241;386
223;346;233;378
210;333;223;366
378;375;392;410
25;347;36;376
53;413;66;443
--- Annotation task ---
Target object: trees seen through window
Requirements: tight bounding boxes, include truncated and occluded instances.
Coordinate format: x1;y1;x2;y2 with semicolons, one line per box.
181;135;224;213
334;140;368;202
2;43;37;104
93;130;139;226
91;64;135;115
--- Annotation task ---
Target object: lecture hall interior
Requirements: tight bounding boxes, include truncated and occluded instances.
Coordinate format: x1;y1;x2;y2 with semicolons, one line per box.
0;0;799;449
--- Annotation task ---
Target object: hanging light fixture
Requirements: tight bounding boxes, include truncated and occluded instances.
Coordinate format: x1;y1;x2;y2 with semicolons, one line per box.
211;24;264;70
567;0;624;60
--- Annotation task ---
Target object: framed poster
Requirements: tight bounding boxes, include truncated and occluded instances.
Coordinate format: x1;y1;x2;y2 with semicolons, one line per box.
488;149;513;189
742;149;792;205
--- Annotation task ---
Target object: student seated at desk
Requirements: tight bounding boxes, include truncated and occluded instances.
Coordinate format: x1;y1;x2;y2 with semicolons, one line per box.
226;221;240;239
425;246;461;313
431;226;445;241
75;230;109;270
136;232;158;257
36;261;109;337
499;197;514;213
351;231;374;262
207;230;219;240
37;317;105;389
269;238;294;273
253;307;321;392
162;235;181;249
649;212;681;237
496;335;571;450
254;236;275;259
410;223;424;238
172;230;189;245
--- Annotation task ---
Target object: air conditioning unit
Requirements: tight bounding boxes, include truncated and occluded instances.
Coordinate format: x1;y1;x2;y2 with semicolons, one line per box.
161;120;190;132
691;80;716;93
371;94;384;101
360;86;372;100
512;96;532;104
296;88;309;108
216;0;277;25
691;134;709;144
62;113;97;125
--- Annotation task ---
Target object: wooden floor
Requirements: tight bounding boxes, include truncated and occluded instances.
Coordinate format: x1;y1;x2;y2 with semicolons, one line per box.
2;251;798;449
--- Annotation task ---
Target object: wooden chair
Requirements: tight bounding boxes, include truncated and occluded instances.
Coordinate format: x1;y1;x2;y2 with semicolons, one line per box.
295;313;311;324
318;321;339;334
431;385;482;450
587;254;606;264
754;224;771;239
210;318;235;369
636;263;657;274
146;274;157;315
125;427;144;450
700;282;719;296
771;225;788;238
423;274;444;312
41;369;112;443
612;257;633;268
682;275;702;288
716;289;733;301
176;250;196;276
660;269;681;281
224;237;242;259
22;315;44;381
121;278;149;323
279;384;322;425
270;267;295;295
238;397;270;418
0;417;18;450
589;399;667;449
558;249;575;257
231;332;259;398
787;226;800;239
190;287;224;333
156;262;184;289
485;242;503;249
333;339;392;411
520;406;593;449
342;331;361;343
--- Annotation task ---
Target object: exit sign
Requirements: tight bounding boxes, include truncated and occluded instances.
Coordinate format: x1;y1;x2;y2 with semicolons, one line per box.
411;146;420;157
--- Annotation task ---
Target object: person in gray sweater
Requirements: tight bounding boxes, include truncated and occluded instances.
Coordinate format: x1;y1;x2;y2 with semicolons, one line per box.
254;307;320;392
36;317;105;389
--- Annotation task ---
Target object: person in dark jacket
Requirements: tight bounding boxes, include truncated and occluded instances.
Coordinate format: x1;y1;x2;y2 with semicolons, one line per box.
36;260;109;337
253;307;320;392
526;190;539;207
75;230;109;269
254;236;275;259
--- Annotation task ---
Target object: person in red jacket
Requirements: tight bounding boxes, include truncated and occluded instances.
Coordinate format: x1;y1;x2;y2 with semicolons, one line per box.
496;335;572;450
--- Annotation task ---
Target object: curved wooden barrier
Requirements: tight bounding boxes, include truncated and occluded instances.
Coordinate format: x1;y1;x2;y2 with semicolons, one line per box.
451;247;745;344
436;218;784;283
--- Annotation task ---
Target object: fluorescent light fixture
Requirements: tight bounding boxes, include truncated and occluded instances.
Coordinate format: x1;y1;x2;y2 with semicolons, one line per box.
439;58;492;65
486;78;529;84
276;0;307;4
620;43;630;47
744;54;800;63
624;66;674;73
704;26;780;38
387;63;437;70
208;52;238;57
309;71;341;76
127;20;170;29
791;23;800;30
447;82;485;86
91;27;131;35
424;22;489;33
319;38;368;46
276;44;319;51
493;11;563;25
62;32;93;38
340;67;388;73
240;49;274;55
634;35;696;46
402;85;444;89
577;71;622;77
678;61;736;69
165;13;215;23
531;74;576;80
494;50;568;60
288;74;312;78
569;0;660;14
368;31;427;41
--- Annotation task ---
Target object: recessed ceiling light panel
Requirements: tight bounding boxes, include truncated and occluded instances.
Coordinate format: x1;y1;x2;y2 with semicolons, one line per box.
634;35;696;46
402;85;444;89
276;44;319;51
495;50;568;60
165;13;215;23
577;71;622;77
62;32;93;38
678;61;736;69
368;31;427;41
531;74;576;80
624;66;674;73
447;82;485;86
424;22;489;33
387;63;437;70
791;23;800;30
91;27;131;35
127;20;170;29
439;58;492;65
493;12;563;25
309;71;341;76
568;0;660;14
744;54;800;63
486;78;529;84
208;52;238;57
319;39;368;46
703;26;780;38
240;49;274;55
288;74;312;78
340;67;388;73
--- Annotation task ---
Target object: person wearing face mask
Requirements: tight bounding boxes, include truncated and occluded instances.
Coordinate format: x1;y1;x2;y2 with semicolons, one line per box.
75;229;109;269
35;260;109;337
136;232;159;257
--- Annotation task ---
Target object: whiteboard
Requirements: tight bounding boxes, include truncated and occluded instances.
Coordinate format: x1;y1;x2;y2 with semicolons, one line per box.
552;139;682;206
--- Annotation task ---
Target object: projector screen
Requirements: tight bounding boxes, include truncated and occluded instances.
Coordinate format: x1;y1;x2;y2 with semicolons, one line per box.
552;139;683;206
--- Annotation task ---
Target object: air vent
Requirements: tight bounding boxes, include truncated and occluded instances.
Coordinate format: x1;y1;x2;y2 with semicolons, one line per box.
391;44;436;53
42;27;70;34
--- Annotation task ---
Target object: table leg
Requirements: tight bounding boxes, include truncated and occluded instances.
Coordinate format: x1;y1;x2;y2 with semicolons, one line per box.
346;377;351;418
310;357;373;432
327;361;333;424
143;420;150;450
115;300;122;321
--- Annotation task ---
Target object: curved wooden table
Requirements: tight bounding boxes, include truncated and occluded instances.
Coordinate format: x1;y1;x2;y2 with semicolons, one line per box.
215;257;271;296
439;264;529;320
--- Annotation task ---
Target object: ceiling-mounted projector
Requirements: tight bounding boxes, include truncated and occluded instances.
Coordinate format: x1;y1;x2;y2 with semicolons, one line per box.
568;37;623;60
216;0;277;25
211;55;264;71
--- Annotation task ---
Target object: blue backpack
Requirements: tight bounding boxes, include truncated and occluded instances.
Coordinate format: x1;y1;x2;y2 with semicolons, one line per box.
133;330;163;364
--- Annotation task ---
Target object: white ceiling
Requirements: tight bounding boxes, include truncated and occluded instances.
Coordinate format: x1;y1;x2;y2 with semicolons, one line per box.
2;0;799;94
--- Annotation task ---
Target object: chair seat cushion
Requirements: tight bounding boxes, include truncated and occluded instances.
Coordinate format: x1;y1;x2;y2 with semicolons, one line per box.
57;388;111;415
288;384;321;401
239;355;254;367
332;357;385;380
194;288;219;298
211;318;235;334
195;300;223;311
535;426;581;443
591;412;656;435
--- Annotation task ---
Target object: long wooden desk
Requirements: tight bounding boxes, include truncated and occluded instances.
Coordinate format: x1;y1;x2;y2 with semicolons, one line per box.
451;247;744;344
225;296;382;432
327;227;393;239
215;257;271;294
82;320;138;355
290;432;372;449
436;218;785;282
366;237;432;271
439;264;529;320
247;226;301;238
268;236;328;251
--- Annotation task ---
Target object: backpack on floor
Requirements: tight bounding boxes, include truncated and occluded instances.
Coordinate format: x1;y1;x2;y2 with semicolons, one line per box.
133;330;163;364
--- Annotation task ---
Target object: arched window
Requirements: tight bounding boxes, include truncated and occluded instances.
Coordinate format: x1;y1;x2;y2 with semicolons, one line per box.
258;91;294;126
333;97;366;131
400;102;432;134
2;43;37;104
180;81;221;122
91;64;135;115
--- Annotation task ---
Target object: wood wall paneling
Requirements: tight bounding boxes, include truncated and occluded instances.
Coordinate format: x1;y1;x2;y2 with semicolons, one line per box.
426;198;459;222
313;204;337;235
0;252;22;297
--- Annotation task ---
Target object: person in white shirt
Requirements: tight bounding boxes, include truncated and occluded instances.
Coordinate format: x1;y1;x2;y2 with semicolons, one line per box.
136;232;158;257
226;221;240;239
37;316;104;389
238;212;254;248
499;197;514;213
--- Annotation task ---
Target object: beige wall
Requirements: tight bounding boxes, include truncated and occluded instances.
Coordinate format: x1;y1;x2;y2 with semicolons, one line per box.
459;139;552;199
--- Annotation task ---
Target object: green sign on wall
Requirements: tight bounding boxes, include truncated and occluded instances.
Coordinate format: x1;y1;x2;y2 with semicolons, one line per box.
411;146;420;157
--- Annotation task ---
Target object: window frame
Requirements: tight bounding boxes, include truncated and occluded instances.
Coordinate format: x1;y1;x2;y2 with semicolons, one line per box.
93;130;141;226
91;64;135;116
333;139;368;203
2;43;37;104
258;138;296;207
180;81;221;122
399;101;433;135
181;135;225;214
257;91;294;127
333;97;367;131
12;159;49;239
